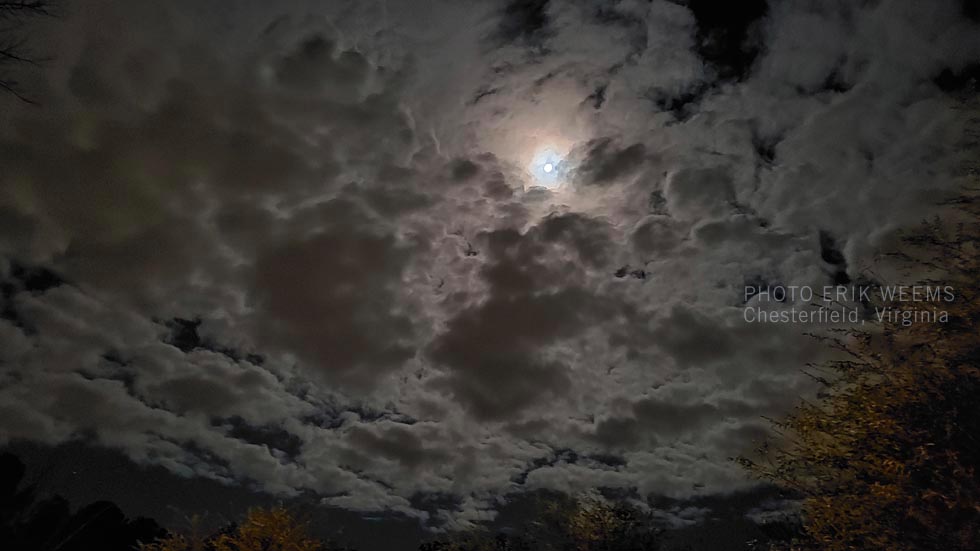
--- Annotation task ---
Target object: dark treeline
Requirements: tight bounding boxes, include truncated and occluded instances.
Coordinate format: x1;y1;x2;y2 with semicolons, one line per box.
0;453;800;551
0;452;166;550
0;457;671;551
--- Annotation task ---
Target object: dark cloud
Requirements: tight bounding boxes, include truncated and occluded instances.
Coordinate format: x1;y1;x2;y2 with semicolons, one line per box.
449;158;481;181
276;35;369;96
650;305;736;368
221;417;304;462
537;213;615;268
573;138;647;186
593;416;645;449
251;208;418;386
663;167;734;220
632;398;719;437
427;212;626;420
345;423;451;471
430;288;593;420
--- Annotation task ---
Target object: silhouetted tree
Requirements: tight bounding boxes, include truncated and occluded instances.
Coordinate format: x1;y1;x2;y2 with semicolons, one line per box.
738;188;980;551
0;452;166;550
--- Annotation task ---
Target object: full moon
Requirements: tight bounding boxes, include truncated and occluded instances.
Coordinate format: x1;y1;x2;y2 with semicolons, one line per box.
527;147;567;189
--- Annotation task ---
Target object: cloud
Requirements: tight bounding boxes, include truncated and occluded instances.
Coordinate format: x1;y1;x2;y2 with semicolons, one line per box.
250;206;419;387
0;0;977;529
344;422;452;471
428;212;623;420
573;138;648;186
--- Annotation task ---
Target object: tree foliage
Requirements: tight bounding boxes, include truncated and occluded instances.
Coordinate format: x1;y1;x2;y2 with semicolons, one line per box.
738;188;980;551
420;495;662;551
141;506;325;551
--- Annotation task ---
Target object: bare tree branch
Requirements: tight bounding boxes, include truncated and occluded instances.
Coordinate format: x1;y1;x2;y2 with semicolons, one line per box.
0;76;36;103
0;2;53;16
0;0;54;103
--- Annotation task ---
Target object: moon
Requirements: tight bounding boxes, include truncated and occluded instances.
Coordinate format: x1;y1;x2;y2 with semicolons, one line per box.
528;147;566;189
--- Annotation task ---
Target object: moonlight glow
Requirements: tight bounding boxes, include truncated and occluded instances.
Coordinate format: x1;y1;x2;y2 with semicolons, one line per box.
528;147;566;189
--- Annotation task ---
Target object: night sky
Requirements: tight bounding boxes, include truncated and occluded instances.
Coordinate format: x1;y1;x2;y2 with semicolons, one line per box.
1;1;978;549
